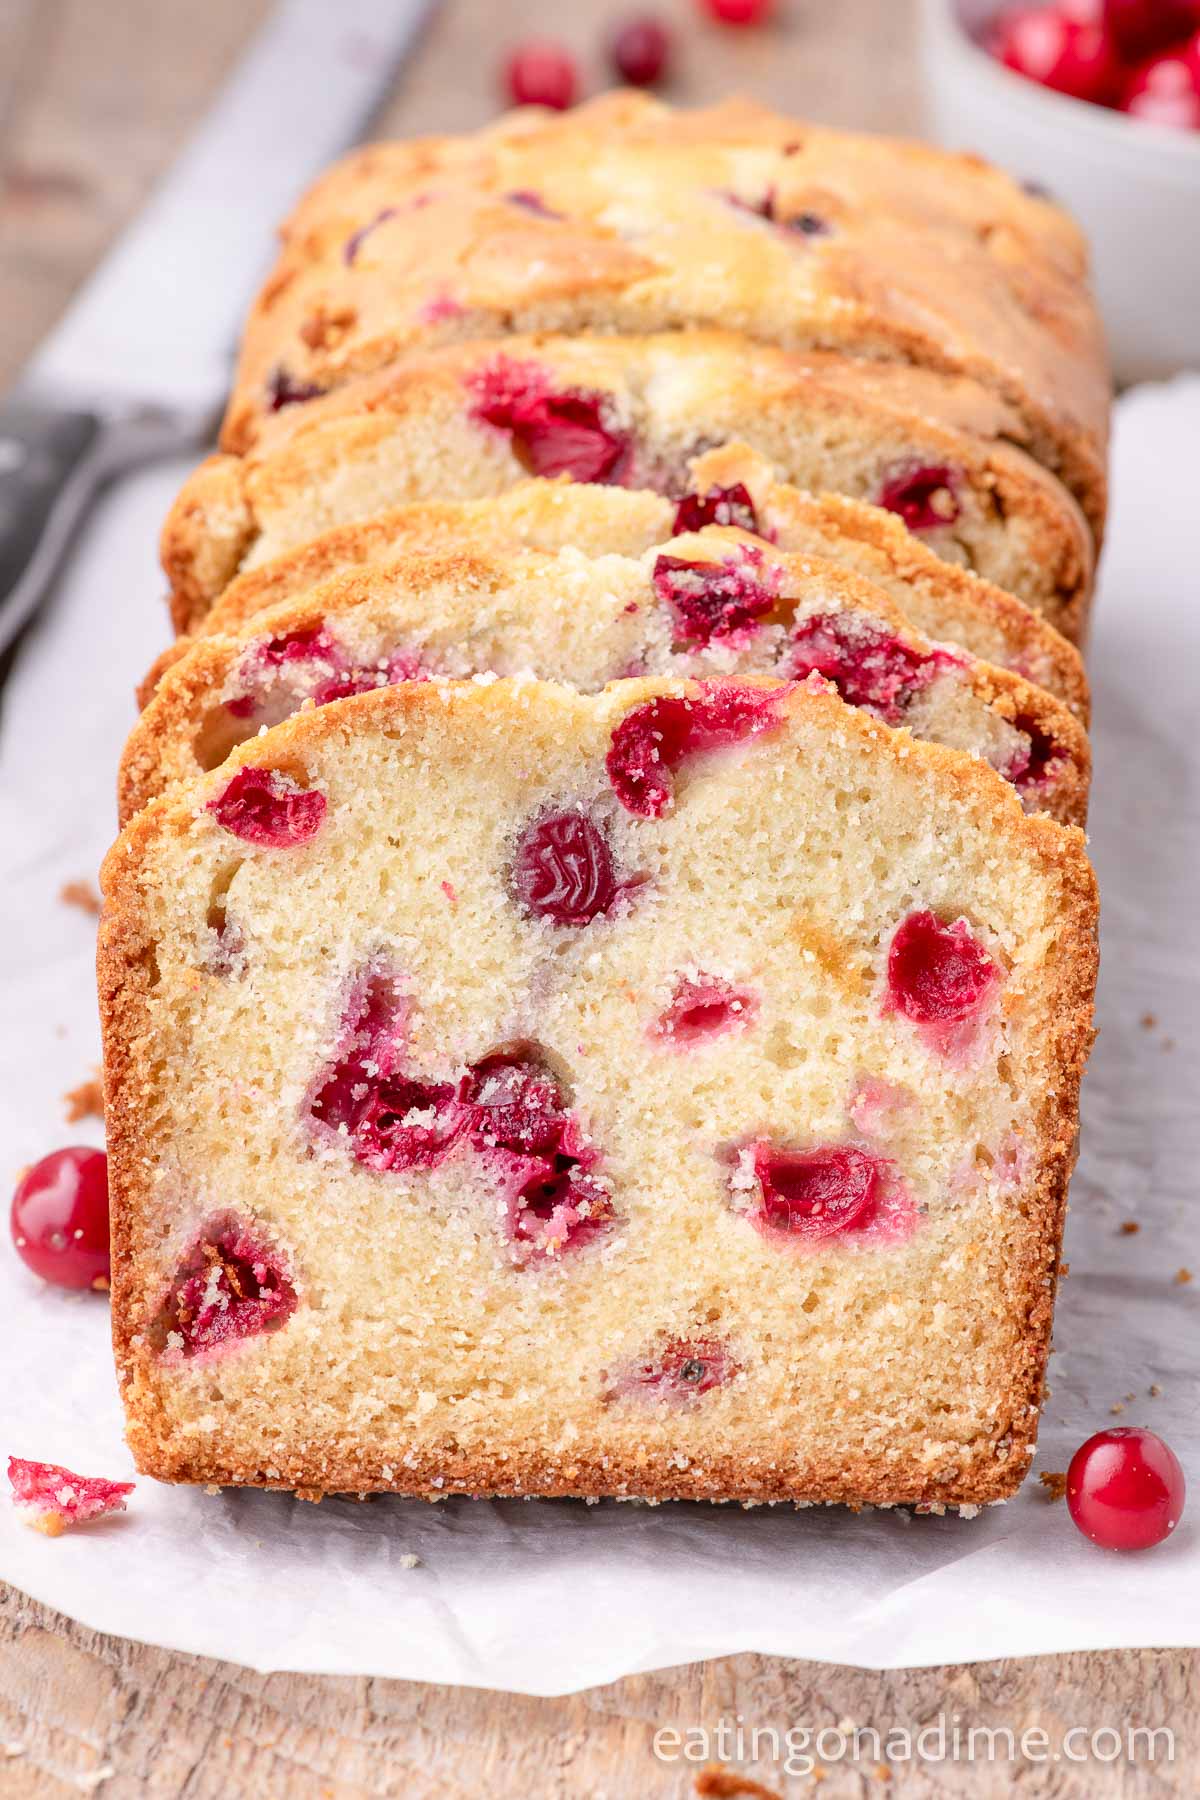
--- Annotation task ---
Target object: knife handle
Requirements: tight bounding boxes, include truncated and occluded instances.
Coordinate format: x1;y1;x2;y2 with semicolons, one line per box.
0;403;103;657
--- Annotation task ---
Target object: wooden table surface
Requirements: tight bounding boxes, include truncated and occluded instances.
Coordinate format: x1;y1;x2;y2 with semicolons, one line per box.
0;1;1193;1793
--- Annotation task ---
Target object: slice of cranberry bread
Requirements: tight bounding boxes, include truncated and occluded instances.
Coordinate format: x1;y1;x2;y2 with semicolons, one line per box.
163;442;1086;722
99;676;1097;1507
163;333;1094;641
221;92;1109;532
120;535;1090;829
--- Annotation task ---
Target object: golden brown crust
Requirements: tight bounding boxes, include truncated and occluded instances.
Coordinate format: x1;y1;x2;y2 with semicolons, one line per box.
100;677;1098;1509
221;94;1109;530
161;332;1097;640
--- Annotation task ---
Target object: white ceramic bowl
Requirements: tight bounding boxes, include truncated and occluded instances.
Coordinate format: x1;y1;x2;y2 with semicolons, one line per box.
920;0;1200;383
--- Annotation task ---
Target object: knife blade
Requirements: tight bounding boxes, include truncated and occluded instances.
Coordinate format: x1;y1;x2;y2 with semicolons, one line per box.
0;0;439;654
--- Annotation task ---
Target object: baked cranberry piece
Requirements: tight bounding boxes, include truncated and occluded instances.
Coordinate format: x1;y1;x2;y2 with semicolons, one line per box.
512;808;635;926
1067;1427;1186;1550
151;1214;297;1358
746;1143;888;1239
653;551;779;645
725;189;829;235
703;0;774;22
226;626;345;717
353;1076;463;1173
343;205;398;266
208;767;326;847
877;462;961;532
308;966;462;1172
653;973;758;1044
611;16;672;84
606;681;788;817
266;366;323;412
11;1147;110;1291
470;359;632;484
504;40;578;109
607;1336;737;1403
1001;712;1066;794
505;189;564;220
672;482;760;535
885;910;999;1029
787;612;958;724
8;1458;132;1536
461;1048;614;1261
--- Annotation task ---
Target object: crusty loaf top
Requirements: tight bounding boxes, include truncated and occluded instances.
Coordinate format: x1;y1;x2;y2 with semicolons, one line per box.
223;93;1110;516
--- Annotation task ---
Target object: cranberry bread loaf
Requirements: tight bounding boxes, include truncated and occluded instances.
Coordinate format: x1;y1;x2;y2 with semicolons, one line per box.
156;444;1088;722
119;535;1090;828
99;676;1097;1506
164;334;1094;641
222;92;1109;535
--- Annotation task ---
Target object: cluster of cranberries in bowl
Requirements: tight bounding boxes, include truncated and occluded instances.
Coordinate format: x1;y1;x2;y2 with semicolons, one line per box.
987;0;1200;128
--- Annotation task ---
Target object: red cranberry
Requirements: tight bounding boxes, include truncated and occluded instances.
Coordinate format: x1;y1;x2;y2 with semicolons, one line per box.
152;1214;297;1358
747;1142;886;1239
672;483;760;535
787;613;957;725
226;627;345;717
504;40;578;109
512;809;631;926
1105;0;1200;61
1121;50;1200;125
701;0;774;24
610;1337;737;1402
988;4;1121;105
509;1164;613;1260
460;1053;568;1157
606;681;788;817
11;1147;110;1291
653;551;778;645
209;766;326;847
469;359;631;484
612;16;672;84
8;1458;132;1533
1067;1427;1186;1550
354;1076;463;1173
653;974;758;1044
877;462;961;533
1002;713;1066;793
886;910;998;1026
266;366;323;411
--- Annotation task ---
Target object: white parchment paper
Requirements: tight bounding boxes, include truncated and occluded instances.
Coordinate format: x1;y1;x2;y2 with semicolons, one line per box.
0;382;1197;1692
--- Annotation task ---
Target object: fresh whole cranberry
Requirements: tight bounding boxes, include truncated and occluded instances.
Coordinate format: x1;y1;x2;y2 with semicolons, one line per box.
653;551;778;645
1105;0;1200;61
877;462;961;533
208;766;326;847
11;1147;110;1291
748;1142;887;1239
152;1214;298;1358
606;681;788;817
504;40;578;109
612;16;672;84
787;612;957;725
1121;50;1200;126
988;4;1121;105
885;910;999;1026
701;0;774;24
672;483;760;535
512;808;632;926
1067;1427;1186;1550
